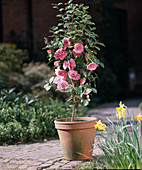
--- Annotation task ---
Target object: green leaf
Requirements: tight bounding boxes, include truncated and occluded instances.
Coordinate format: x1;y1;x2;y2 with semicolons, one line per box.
57;2;63;6
52;26;58;31
75;10;83;15
68;0;73;4
49;77;54;84
67;97;73;102
83;100;89;106
99;62;104;68
91;88;97;94
64;87;72;92
56;14;63;18
9;88;15;93
66;10;73;14
94;46;100;51
84;6;89;10
74;87;82;94
54;30;59;34
44;84;51;91
83;71;87;77
58;23;63;26
59;29;64;33
59;8;64;12
88;22;95;25
53;6;58;9
92;27;96;30
98;42;105;47
85;15;92;20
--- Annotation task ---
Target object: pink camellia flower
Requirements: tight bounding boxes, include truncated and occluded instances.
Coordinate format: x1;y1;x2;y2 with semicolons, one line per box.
63;37;70;50
85;53;90;62
55;67;60;76
57;80;69;89
63;60;68;70
54;48;67;60
68;58;76;70
87;62;97;70
58;70;68;77
80;78;86;86
72;49;82;57
54;61;60;67
74;43;84;53
84;88;92;95
53;76;65;84
68;70;80;80
72;43;84;57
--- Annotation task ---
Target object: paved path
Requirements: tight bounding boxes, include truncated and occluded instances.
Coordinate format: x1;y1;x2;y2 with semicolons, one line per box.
0;99;141;169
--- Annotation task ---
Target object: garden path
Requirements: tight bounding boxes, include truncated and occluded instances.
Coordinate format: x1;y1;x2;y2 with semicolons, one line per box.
0;98;141;170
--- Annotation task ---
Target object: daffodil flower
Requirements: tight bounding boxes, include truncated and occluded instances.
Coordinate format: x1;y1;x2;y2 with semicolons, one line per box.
134;113;142;123
116;101;127;119
94;120;106;131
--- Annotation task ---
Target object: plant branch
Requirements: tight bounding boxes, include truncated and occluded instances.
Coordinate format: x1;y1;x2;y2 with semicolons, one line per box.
71;10;75;26
71;101;80;122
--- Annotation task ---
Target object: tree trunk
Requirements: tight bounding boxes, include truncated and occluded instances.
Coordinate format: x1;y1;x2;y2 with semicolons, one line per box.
71;104;78;122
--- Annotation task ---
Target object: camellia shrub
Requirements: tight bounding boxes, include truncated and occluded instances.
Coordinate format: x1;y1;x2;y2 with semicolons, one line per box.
44;0;104;121
0;89;86;145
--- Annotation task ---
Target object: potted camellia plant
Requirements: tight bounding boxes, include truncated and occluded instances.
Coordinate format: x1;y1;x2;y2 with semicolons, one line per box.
44;0;104;160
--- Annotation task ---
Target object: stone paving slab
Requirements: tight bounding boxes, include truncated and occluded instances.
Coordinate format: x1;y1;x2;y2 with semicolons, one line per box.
0;137;102;169
0;99;141;169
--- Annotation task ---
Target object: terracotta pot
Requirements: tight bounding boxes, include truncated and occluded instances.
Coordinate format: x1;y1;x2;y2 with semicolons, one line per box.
54;117;97;160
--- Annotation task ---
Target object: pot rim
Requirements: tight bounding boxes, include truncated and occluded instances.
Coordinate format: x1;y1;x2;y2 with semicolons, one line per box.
54;117;98;125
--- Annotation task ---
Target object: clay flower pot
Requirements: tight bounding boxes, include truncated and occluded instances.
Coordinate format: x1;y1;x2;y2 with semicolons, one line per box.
54;117;97;160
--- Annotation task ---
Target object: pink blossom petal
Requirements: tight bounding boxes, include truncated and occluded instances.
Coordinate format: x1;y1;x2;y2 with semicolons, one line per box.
55;67;60;76
63;60;68;70
87;62;97;70
84;89;92;95
63;37;70;50
76;74;80;80
80;78;86;86
54;61;60;67
68;58;76;70
85;53;90;62
68;70;80;80
57;80;69;89
58;70;68;77
74;43;84;53
53;76;65;84
72;49;82;57
54;48;67;60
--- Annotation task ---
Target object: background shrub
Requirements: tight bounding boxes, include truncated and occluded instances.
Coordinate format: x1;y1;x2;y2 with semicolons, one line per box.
0;43;67;100
0;43;28;90
0;89;86;145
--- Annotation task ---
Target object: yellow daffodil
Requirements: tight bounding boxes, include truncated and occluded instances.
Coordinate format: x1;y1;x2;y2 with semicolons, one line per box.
134;113;142;123
94;120;106;131
116;101;127;119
